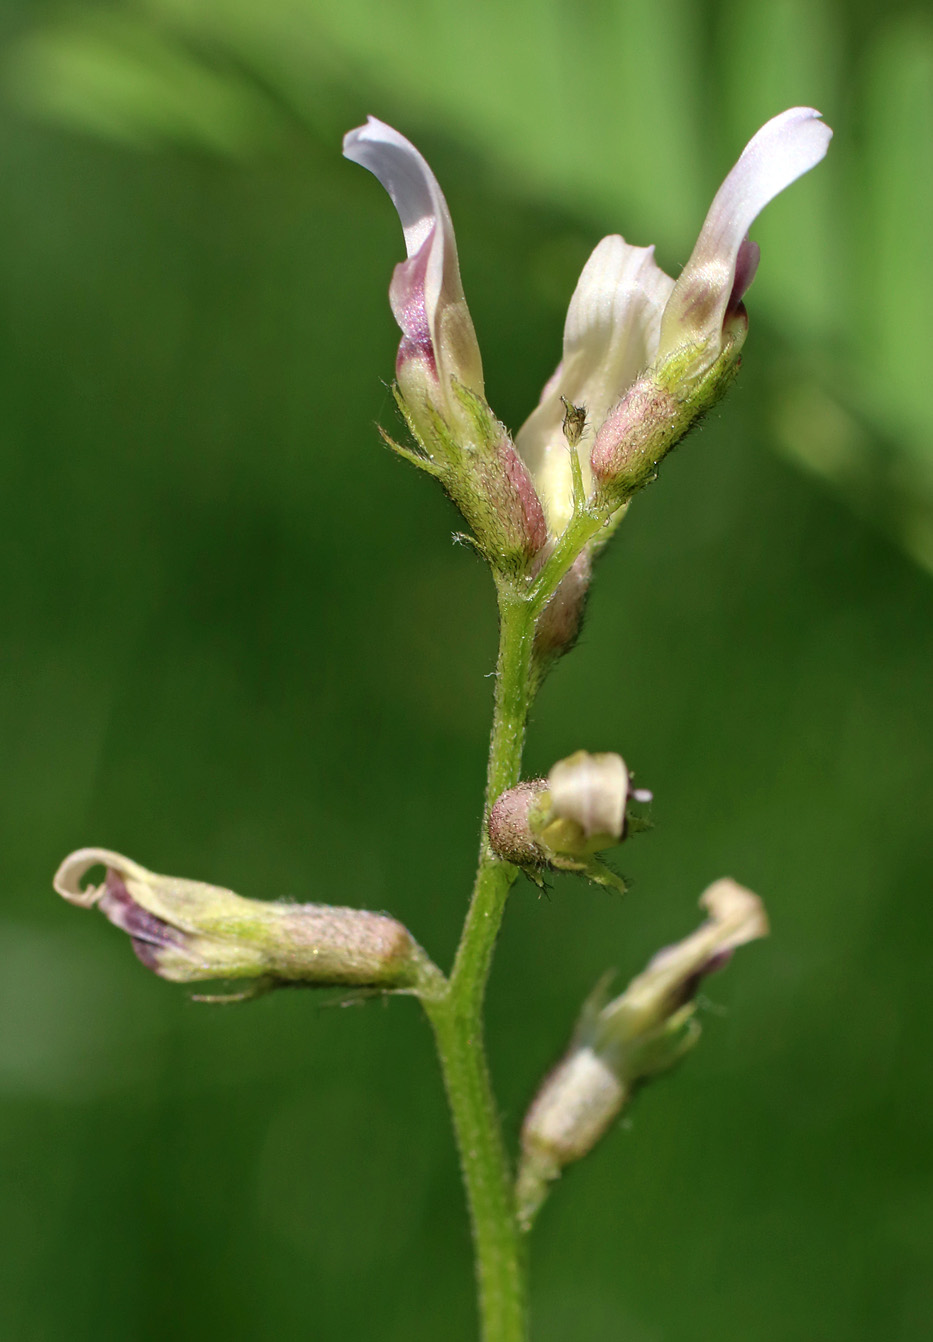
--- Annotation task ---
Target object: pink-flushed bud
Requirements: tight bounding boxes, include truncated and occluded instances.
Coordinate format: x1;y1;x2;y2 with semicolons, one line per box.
344;117;547;573
486;779;550;868
531;550;592;682
54;848;427;994
516;879;768;1229
516;109;832;527
486;751;649;891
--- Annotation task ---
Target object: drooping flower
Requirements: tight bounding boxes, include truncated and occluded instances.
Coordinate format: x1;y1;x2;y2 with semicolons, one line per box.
54;847;425;993
516;878;769;1229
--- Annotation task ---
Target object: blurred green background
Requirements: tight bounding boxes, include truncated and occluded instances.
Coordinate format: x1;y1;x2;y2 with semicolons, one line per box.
1;0;931;1338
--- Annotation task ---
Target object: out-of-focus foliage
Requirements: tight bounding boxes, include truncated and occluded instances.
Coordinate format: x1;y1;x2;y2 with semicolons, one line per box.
1;2;931;1340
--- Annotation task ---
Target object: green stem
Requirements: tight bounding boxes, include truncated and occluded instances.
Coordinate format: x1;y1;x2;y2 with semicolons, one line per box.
527;511;604;618
425;504;607;1340
424;586;537;1342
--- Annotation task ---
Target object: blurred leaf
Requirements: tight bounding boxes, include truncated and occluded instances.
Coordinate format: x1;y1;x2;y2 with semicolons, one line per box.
4;9;285;154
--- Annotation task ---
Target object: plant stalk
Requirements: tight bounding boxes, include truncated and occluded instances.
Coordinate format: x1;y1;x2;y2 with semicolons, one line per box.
424;585;537;1342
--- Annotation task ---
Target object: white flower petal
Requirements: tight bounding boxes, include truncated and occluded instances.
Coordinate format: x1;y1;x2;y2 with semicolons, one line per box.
53;847;151;908
516;236;673;534
548;750;631;840
659;107;832;356
343;116;483;398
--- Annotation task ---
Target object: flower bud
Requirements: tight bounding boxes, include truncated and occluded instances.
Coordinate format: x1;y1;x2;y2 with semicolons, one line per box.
54;848;425;994
589;340;740;509
516;878;768;1229
486;751;648;891
531;551;591;684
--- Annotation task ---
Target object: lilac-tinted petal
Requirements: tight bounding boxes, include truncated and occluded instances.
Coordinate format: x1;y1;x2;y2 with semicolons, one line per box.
389;225;437;375
659;107;832;355
97;869;177;948
516;235;673;534
729;237;761;311
343;116;483;398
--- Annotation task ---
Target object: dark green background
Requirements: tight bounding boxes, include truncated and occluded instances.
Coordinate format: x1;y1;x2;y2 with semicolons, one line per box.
1;1;931;1338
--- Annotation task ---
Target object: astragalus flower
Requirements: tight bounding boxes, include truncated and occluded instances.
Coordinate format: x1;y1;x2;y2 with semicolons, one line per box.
522;107;832;530
487;749;651;891
54;847;426;993
516;878;769;1229
344;117;547;573
346;109;831;551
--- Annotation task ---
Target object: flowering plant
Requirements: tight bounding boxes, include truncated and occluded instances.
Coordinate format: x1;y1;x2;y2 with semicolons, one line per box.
55;107;830;1340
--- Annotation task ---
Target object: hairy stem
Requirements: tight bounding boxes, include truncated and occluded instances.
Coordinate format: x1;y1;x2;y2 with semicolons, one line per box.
528;511;604;619
424;586;537;1342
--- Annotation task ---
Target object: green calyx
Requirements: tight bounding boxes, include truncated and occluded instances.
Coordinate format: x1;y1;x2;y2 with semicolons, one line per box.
592;332;743;513
385;381;547;575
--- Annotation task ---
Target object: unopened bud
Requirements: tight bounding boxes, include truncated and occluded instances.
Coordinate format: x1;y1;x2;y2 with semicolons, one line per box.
532;551;591;683
487;751;648;891
54;848;425;995
516;878;768;1229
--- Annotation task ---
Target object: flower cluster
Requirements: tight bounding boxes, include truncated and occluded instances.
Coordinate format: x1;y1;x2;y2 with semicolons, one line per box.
344;110;831;560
